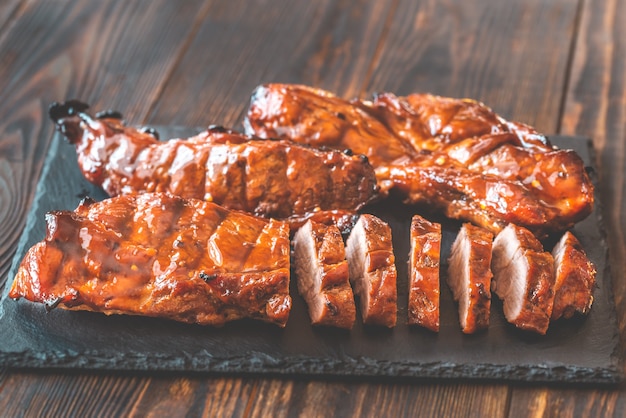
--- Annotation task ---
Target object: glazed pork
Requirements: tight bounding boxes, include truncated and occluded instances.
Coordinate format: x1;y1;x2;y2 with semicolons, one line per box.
345;214;397;327
408;215;441;332
551;231;596;320
245;83;594;237
491;224;555;334
9;193;292;327
49;100;377;225
447;223;493;334
292;220;356;328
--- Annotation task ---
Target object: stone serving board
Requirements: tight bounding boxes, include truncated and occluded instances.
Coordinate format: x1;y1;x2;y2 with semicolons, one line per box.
0;128;620;384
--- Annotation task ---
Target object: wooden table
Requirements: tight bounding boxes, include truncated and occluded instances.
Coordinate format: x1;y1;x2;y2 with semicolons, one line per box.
0;0;624;416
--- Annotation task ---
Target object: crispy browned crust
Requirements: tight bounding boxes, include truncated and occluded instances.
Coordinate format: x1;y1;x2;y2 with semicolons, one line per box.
9;193;292;327
408;215;441;332
551;231;596;320
245;84;594;237
293;220;356;329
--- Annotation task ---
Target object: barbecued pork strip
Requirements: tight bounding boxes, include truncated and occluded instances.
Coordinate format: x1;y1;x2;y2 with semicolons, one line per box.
447;223;493;334
345;214;397;327
491;224;556;334
9;193;292;327
292;220;356;328
408;215;441;332
48;100;378;224
245;84;594;237
551;231;596;320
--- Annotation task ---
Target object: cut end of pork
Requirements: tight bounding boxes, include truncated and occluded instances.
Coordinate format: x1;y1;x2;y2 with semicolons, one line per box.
447;223;493;334
491;224;555;334
292;220;356;329
345;214;397;327
551;231;596;320
408;215;441;332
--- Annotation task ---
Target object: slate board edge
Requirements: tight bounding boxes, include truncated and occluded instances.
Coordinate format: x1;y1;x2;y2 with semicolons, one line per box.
0;350;620;385
0;131;621;385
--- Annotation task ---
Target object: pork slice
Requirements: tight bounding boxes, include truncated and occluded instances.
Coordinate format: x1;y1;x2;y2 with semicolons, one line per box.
408;215;441;331
345;214;397;327
292;220;356;328
491;224;555;334
447;223;493;334
551;231;596;320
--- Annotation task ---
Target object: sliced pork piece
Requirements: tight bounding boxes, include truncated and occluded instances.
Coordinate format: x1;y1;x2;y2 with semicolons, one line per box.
447;223;493;334
292;220;356;328
408;215;441;332
345;214;397;327
9;193;292;327
491;224;555;334
551;231;596;320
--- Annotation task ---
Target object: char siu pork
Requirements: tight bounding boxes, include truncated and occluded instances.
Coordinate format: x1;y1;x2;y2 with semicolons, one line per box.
408;215;441;332
292;220;356;328
491;224;555;334
49;100;377;226
245;83;594;237
551;231;596;320
9;193;292;327
345;214;397;327
447;223;493;334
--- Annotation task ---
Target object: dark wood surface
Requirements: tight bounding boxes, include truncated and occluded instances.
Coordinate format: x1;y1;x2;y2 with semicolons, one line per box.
0;0;624;416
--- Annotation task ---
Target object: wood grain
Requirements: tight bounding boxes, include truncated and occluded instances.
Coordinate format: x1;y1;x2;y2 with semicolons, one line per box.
0;0;23;32
148;0;394;127
281;380;508;418
367;0;579;133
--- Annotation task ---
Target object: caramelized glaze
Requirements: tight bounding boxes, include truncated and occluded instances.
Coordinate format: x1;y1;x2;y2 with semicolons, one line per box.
9;193;292;327
48;101;378;224
245;84;594;237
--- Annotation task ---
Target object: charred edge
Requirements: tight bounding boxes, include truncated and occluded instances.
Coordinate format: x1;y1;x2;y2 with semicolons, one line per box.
45;297;64;312
48;100;90;122
325;300;338;316
140;127;160;140
208;125;229;133
95;109;124;120
78;196;97;207
200;272;218;283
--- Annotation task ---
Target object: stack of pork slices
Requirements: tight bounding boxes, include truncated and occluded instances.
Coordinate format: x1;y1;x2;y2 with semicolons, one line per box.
293;213;595;335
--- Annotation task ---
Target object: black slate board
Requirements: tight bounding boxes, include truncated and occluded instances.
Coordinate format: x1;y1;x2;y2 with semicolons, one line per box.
0;128;620;384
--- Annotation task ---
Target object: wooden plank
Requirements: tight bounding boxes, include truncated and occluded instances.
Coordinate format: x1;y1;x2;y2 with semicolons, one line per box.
507;386;626;417
148;0;393;127
121;376;256;417
367;0;579;133
509;0;626;415
241;379;508;418
0;0;23;33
